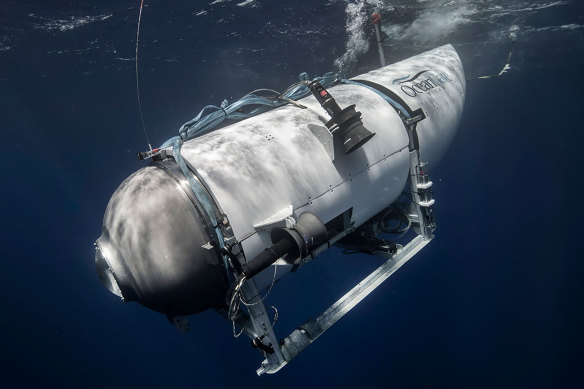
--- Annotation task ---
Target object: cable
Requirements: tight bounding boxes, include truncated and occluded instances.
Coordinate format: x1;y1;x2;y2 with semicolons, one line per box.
227;262;280;339
380;207;411;234
159;72;338;148
135;0;152;151
267;305;278;328
240;262;279;307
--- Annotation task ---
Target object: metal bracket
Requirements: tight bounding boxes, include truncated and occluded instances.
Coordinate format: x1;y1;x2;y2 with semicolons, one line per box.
307;124;335;161
137;148;167;161
402;107;435;238
253;205;295;231
408;155;436;238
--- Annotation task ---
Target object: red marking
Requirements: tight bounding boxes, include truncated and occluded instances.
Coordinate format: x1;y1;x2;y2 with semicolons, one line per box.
152;148;160;153
319;90;328;97
372;12;381;24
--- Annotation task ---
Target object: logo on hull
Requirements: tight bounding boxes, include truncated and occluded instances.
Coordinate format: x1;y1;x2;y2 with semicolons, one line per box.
393;71;453;97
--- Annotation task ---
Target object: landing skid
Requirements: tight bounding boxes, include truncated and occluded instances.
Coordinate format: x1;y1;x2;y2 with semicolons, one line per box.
257;233;432;374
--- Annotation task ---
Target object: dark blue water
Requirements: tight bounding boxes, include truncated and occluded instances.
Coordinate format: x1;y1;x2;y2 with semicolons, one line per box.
2;1;583;387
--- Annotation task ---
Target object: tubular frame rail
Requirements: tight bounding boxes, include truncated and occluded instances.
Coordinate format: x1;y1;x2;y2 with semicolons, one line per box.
236;150;437;375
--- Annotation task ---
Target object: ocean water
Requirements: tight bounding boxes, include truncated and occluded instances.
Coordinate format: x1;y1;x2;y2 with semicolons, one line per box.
1;0;583;387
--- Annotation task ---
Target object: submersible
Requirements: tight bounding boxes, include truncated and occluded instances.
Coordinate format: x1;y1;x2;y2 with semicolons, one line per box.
95;44;465;374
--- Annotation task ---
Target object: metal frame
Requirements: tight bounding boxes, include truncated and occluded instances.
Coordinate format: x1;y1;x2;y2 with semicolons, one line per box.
231;131;437;374
226;97;439;375
257;233;432;375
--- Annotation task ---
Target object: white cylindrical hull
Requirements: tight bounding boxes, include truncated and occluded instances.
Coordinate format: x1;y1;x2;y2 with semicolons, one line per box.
179;44;465;288
95;44;466;312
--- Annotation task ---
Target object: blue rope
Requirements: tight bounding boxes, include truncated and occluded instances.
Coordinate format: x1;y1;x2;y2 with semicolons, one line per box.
160;72;337;148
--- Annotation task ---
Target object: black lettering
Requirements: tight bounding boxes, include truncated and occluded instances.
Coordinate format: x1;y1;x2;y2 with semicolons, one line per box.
413;83;425;93
398;70;453;98
439;72;452;82
401;85;417;97
425;78;438;88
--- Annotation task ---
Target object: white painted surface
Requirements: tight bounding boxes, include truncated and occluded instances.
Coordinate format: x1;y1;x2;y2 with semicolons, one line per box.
177;45;465;289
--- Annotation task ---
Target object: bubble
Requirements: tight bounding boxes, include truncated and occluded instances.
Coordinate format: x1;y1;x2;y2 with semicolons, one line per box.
334;1;370;74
